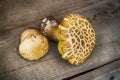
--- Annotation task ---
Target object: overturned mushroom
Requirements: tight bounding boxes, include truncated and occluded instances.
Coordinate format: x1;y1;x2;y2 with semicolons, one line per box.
40;14;96;65
58;14;96;65
19;29;49;60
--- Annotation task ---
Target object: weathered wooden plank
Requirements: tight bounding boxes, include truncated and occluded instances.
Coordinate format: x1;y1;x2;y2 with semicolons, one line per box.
0;0;101;31
0;0;120;80
72;60;120;80
0;15;120;80
0;0;119;31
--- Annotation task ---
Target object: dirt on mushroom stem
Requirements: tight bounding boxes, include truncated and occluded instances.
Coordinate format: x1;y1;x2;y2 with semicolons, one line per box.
40;16;59;41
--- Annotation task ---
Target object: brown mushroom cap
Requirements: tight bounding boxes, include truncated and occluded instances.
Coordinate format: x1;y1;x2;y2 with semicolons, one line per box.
58;14;96;65
19;29;49;60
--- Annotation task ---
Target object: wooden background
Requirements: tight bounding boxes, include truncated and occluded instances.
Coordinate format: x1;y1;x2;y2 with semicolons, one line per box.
0;0;120;80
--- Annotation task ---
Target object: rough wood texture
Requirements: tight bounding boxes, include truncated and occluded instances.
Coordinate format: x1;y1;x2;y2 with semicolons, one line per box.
72;60;120;80
0;0;120;80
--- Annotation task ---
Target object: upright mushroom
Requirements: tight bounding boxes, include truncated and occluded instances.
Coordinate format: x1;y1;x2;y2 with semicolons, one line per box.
40;14;96;65
19;29;49;60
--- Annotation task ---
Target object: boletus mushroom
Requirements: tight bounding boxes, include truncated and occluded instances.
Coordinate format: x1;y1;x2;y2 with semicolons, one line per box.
40;14;96;65
19;29;49;60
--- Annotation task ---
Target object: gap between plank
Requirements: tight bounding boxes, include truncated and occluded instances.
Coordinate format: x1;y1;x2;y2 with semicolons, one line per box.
63;58;120;80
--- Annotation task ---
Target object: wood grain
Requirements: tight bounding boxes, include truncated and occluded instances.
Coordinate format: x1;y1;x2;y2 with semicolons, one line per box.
0;0;120;80
72;60;120;80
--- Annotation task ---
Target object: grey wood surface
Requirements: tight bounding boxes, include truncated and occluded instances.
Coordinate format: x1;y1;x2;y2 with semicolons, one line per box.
72;60;120;80
0;0;120;80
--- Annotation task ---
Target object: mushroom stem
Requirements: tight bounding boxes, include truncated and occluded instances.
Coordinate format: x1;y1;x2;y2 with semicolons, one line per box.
49;27;58;41
40;16;59;41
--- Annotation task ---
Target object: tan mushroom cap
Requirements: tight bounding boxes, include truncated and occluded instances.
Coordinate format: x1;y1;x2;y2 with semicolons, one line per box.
19;29;49;60
58;14;96;65
20;29;41;42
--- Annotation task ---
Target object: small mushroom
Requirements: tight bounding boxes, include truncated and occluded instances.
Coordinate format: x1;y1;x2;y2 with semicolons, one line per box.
19;29;49;60
40;14;96;65
40;16;58;41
